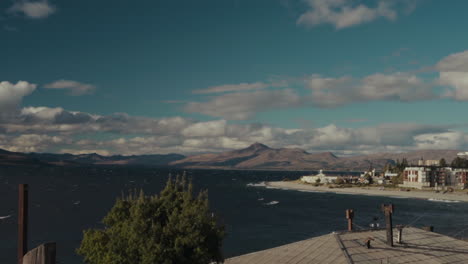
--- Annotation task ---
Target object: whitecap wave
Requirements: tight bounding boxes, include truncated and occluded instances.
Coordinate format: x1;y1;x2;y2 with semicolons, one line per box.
0;215;11;220
265;201;279;206
247;182;267;187
428;198;460;203
297;190;322;193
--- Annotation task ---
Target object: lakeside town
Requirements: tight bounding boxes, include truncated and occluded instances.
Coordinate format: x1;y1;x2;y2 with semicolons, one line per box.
252;152;468;204
300;152;468;191
237;154;468;263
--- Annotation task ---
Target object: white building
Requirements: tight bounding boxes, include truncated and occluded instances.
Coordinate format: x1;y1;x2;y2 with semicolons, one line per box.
401;166;468;189
400;166;434;189
301;170;338;184
446;168;468;189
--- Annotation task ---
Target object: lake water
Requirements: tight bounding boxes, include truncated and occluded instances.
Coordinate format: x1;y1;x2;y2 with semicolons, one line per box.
2;166;468;263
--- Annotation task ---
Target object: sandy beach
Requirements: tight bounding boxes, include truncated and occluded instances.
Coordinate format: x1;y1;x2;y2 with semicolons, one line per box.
265;181;468;202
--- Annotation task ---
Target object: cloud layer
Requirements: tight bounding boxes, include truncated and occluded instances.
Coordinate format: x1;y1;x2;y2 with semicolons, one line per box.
2;48;468;155
183;49;468;120
0;103;467;155
185;72;434;120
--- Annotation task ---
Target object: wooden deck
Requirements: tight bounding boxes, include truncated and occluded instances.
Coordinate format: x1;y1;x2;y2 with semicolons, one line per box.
225;227;468;264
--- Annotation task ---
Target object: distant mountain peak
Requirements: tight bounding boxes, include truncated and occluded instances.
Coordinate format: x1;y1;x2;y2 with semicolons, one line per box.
246;142;270;151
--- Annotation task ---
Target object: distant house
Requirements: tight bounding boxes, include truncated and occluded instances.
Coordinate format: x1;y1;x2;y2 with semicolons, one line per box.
301;170;338;184
384;171;399;178
418;158;440;166
360;168;376;178
357;176;370;184
357;168;379;184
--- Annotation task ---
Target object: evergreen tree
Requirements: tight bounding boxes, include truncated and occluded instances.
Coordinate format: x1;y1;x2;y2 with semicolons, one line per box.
451;157;468;168
439;158;447;167
401;158;409;169
364;174;373;184
383;163;391;173
77;176;225;264
394;158;408;172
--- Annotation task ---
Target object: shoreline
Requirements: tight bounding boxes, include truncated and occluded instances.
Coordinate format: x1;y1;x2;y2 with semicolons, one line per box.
264;181;468;203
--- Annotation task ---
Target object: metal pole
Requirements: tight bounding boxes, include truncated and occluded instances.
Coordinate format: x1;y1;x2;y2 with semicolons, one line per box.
18;184;28;264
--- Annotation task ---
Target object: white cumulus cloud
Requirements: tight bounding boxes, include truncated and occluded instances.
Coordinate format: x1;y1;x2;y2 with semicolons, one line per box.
307;72;433;107
0;81;37;113
297;0;408;29
439;72;468;100
0;134;65;153
193;82;269;94
8;0;56;19
436;50;468;72
44;80;96;96
436;50;468;101
182;120;227;137
186;89;302;120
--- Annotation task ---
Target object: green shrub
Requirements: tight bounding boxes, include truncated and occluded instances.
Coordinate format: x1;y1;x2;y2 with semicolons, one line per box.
77;176;225;264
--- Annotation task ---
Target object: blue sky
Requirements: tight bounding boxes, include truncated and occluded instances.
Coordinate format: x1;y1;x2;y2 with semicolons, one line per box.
1;0;468;155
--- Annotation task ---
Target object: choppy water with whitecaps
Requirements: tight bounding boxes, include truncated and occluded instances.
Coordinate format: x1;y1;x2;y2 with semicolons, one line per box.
2;166;468;263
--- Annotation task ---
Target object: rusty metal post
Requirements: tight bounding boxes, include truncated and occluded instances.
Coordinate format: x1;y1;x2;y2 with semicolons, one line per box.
18;184;28;264
382;204;394;247
346;209;354;231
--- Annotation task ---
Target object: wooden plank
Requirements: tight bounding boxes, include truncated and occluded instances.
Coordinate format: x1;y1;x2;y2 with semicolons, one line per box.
334;234;354;264
22;243;56;264
18;184;28;264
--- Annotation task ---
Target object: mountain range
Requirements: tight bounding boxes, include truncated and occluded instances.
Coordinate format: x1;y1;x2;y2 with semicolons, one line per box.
0;148;185;167
0;143;463;171
170;143;462;171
